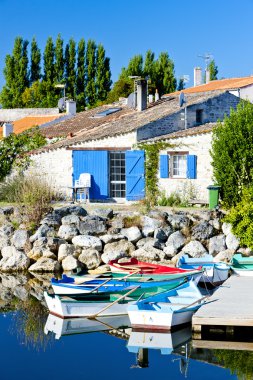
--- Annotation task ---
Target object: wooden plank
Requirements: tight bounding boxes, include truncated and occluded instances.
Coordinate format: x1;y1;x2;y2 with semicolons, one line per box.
192;339;253;351
192;276;253;328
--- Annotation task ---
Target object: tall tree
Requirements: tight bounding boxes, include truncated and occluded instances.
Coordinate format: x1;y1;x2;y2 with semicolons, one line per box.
126;54;143;77
95;44;112;101
54;34;64;83
86;39;97;106
0;54;15;107
30;37;41;84
76;38;86;110
177;78;185;91
43;37;55;83
155;52;176;95
208;59;218;81
66;38;76;99
143;50;156;94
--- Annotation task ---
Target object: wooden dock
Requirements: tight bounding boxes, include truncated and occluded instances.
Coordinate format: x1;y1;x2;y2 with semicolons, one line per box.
192;275;253;337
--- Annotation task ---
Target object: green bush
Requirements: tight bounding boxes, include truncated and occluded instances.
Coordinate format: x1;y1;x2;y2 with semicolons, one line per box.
224;186;253;249
157;191;183;207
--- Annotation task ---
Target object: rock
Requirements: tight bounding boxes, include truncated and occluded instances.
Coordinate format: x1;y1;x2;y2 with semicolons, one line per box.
167;214;190;230
54;206;87;218
78;249;102;270
141;216;163;237
226;232;240;251
0;237;10;251
61;214;80;225
29;257;61;272
62;256;81;271
109;217;124;232
131;246;165;261
57;225;79;242
29;224;54;243
209;218;221;230
191;221;215;240
0;206;14;215
0;224;14;237
100;234;125;244
148;210;168;221
46;237;65;253
170;251;185;266
181;240;207;257
101;240;135;264
222;222;232;236
213;249;235;263
0;248;30;272
58;243;78;262
42;250;57;260
136;237;164;250
165;231;186;257
40;213;61;227
12;229;31;251
72;235;103;251
209;235;226;256
79;217;107;235
90;208;113;219
154;225;173;242
236;247;252;256
120;226;142;243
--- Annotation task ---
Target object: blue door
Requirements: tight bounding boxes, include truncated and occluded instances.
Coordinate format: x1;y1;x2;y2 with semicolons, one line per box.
126;150;145;200
72;150;108;200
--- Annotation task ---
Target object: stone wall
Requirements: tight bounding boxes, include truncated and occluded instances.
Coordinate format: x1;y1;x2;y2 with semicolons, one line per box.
137;92;240;141
158;132;213;202
0;108;59;121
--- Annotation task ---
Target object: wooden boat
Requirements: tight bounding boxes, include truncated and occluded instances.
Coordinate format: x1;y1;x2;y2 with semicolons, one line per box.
109;258;202;280
177;254;230;286
127;280;206;331
231;253;253;276
44;278;188;318
44;313;130;339
127;326;192;355
51;274;190;296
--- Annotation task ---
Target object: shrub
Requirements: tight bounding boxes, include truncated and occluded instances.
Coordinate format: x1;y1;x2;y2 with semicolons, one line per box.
224;186;253;249
157;191;183;207
122;215;142;228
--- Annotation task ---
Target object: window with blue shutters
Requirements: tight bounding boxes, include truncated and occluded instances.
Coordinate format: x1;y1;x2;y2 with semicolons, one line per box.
126;150;145;200
163;152;197;179
187;155;197;179
160;154;169;178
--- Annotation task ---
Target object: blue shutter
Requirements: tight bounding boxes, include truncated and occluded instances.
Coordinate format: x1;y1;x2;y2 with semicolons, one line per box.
160;154;169;178
72;150;108;200
187;155;197;179
126;150;145;200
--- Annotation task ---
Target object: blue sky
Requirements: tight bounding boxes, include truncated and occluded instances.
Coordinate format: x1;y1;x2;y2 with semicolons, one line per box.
0;0;253;90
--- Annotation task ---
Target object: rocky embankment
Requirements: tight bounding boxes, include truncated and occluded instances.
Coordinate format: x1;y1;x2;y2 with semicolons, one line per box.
0;205;244;274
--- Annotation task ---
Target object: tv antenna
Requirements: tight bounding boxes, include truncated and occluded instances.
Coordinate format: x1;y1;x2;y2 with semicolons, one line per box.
198;53;213;68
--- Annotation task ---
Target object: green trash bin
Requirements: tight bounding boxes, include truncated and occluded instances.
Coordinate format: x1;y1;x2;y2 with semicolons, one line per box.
207;185;221;209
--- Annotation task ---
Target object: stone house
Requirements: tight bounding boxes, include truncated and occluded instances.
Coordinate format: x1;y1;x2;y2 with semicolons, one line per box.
27;81;241;203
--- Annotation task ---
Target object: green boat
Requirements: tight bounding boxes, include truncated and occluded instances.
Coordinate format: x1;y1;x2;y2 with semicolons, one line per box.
231;253;253;276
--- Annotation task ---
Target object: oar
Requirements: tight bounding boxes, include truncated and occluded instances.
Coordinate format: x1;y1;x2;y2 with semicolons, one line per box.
90;278;113;293
177;295;210;311
88;285;140;319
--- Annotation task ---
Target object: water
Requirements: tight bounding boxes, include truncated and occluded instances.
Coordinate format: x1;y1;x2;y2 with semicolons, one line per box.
0;274;247;380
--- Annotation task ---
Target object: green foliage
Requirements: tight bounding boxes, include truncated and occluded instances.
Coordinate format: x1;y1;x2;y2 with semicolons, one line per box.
54;34;64;83
211;101;253;207
66;38;76;99
30;37;41;84
157;191;182;207
76;38;86;111
177;78;185;91
224;186;253;249
43;37;55;83
208;59;218;81
106;75;132;103
0;127;46;180
137;141;172;207
86;40;97;106
96;44;112;102
214;349;253;379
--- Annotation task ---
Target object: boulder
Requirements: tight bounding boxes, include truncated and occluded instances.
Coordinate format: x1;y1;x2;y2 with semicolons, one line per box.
0;224;14;237
222;222;232;236
78;248;102;270
191;221;215;240
164;231;186;257
72;235;103;251
12;229;31;251
209;234;226;256
57;225;79;242
213;249;235;263
46;237;66;253
154;225;173;242
101;240;135;264
42;250;57;260
29;224;55;243
58;243;79;262
0;237;10;251
0;206;14;215
61;214;80;226
29;257;61;272
54;206;87;218
136;237;164;250
62;256;80;272
167;214;190;230
131;246;165;261
120;226;142;243
226;233;240;251
141;216;163;237
209;218;221;230
0;248;30;272
181;240;207;257
40;213;61;227
90;208;113;219
79;217;107;235
100;234;125;244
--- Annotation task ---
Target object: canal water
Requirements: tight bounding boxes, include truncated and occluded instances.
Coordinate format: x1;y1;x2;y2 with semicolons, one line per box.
0;274;249;379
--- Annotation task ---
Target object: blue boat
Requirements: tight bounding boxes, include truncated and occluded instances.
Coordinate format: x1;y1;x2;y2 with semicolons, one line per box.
177;254;230;286
127;280;207;331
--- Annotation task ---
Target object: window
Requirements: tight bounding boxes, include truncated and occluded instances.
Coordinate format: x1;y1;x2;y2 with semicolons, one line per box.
196;109;203;124
171;154;187;178
93;108;121;118
109;151;126;198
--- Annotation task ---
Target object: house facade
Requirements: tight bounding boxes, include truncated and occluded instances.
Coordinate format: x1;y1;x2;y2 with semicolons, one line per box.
28;86;241;203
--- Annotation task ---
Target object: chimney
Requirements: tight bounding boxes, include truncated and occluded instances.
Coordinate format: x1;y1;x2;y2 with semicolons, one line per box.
155;89;159;102
205;68;211;84
194;67;202;86
3;123;13;137
66;100;76;115
148;94;154;103
136;79;147;111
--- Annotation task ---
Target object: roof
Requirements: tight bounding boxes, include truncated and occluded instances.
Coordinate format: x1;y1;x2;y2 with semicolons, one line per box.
32;91;226;155
0;115;62;138
163;75;253;97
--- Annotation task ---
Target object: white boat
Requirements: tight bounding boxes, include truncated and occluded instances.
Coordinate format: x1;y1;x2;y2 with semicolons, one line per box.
231;253;253;276
44;313;131;339
127;326;192;355
177;254;230;286
127;280;206;331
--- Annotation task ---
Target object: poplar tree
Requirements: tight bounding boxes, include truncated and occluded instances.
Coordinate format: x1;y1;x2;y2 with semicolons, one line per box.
55;34;64;83
30;37;41;84
126;54;143;76
143;50;156;94
95;44;112;101
86;39;97;106
76;38;86;110
43;37;55;83
155;52;176;95
208;59;218;81
177;78;185;91
66;38;76;99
